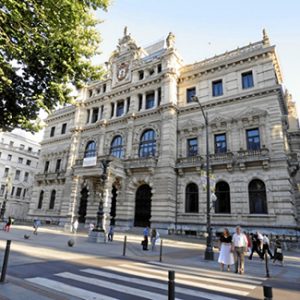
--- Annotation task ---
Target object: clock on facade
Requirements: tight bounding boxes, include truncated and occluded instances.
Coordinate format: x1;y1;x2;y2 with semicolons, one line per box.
117;62;129;81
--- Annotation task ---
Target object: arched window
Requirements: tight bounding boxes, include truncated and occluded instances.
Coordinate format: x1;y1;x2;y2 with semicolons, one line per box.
215;181;231;213
49;190;56;209
249;179;267;214
110;136;124;158
139;129;156;158
38;190;44;209
84;141;96;158
185;183;199;213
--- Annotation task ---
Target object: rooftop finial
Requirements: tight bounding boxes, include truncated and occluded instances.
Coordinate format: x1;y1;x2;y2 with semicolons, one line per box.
124;26;128;36
262;28;270;45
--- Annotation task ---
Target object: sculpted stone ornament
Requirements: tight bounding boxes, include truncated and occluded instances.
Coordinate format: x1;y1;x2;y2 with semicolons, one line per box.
117;62;129;81
166;32;175;48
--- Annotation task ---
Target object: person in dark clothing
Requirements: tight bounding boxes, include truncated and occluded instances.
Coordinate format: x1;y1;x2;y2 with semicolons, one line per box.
142;227;149;250
4;216;12;232
273;235;284;266
249;233;263;260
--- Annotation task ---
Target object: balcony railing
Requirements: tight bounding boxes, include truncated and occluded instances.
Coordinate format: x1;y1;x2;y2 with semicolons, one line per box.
177;155;203;168
36;171;66;181
124;157;158;169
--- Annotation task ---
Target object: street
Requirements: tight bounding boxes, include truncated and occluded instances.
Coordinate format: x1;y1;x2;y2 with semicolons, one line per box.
0;226;299;299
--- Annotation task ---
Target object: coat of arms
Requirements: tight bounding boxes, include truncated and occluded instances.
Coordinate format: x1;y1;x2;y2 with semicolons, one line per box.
117;62;129;81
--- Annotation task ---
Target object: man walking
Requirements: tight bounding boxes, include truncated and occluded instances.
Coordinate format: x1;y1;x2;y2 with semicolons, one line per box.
262;234;273;259
72;219;79;234
232;226;248;274
249;233;263;260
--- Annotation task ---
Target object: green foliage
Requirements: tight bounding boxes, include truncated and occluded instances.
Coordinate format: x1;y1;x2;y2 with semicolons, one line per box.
0;0;109;132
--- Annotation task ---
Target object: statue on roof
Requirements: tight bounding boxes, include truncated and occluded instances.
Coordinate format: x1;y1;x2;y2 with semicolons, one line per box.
262;28;270;46
166;32;175;49
124;26;128;37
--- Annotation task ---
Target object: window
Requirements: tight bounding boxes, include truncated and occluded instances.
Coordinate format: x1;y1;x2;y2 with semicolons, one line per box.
215;181;231;213
24;172;29;182
242;71;254;89
116;101;124;117
110;136;124;158
187;138;198;157
96;88;100;94
92;108;99;123
138;70;144;80
215;134;227;153
249;179;267;214
246;128;260;151
55;159;61;172
49;190;56;209
84;141;96;158
157;64;162;73
0;185;5;196
126;97;130;113
44;161;50;172
89;90;93;97
110;103;115;118
4;168;9;177
139;129;156;158
50;126;55;137
18;157;23;164
15;170;21;180
138;94;143;111
185;183;199;213
146;92;155;109
16;187;22;198
103;84;106;93
19;144;25;150
149;68;155;76
7;154;12;161
86;109;90;124
61;123;67;134
212;80;223;97
186;87;196;103
158;88;162;106
26;160;31;166
38;191;44;209
11;186;15;196
23;189;27;198
28;147;32;152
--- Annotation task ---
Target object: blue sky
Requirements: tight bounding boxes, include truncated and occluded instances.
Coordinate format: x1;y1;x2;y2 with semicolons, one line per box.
96;0;300;113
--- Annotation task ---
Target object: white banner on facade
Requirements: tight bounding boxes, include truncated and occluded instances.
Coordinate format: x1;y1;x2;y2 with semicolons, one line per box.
83;156;97;167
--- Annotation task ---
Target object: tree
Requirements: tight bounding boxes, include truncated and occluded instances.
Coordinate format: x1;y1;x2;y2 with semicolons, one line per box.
0;0;109;132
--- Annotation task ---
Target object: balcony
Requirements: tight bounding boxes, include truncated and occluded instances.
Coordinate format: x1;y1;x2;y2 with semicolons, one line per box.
36;171;66;183
124;157;158;170
177;155;203;168
237;147;270;170
210;152;234;171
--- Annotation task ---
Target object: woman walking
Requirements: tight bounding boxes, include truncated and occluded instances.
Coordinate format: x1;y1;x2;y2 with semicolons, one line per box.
273;235;284;266
218;228;234;271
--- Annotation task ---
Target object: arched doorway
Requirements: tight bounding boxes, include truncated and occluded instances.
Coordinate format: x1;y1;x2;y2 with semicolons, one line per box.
78;187;88;223
110;186;117;225
134;184;152;227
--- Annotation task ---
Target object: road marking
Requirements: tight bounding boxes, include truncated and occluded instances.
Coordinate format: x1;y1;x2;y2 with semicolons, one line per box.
102;265;249;296
56;272;181;300
82;268;237;300
26;277;117;300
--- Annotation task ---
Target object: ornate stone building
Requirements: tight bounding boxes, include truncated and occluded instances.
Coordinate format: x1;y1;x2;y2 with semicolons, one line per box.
28;29;300;234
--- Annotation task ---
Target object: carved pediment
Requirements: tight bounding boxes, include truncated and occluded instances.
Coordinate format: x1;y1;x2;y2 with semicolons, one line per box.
179;119;203;131
209;114;232;127
236;107;268;120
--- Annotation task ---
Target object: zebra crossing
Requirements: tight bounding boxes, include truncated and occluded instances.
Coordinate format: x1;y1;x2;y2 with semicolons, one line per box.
26;261;266;300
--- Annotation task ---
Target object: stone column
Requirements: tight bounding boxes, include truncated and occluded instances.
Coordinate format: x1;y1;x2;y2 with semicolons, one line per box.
113;102;117;118
142;93;146;110
124;100;128;116
154;89;158;108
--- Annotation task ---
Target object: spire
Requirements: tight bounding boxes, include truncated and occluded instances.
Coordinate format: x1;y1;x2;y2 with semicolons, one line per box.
262;28;270;46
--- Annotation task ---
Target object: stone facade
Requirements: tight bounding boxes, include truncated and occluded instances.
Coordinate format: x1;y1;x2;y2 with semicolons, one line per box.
0;132;40;219
28;29;300;234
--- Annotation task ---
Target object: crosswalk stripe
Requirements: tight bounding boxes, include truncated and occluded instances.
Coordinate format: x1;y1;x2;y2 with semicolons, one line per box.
126;262;258;289
56;272;182;300
150;261;266;282
102;265;249;296
82;268;238;300
26;277;117;300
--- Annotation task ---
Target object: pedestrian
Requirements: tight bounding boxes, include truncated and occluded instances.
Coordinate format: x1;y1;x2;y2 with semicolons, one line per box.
72;219;79;234
249;233;263;260
218;228;234;271
89;223;95;233
142;226;149;250
4;216;12;232
33;218;41;235
256;231;263;250
273;235;284;266
108;225;114;241
151;228;159;251
262;234;273;259
232;226;248;274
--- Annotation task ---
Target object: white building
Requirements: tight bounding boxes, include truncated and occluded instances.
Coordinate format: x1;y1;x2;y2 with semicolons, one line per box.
28;29;300;234
0;132;40;219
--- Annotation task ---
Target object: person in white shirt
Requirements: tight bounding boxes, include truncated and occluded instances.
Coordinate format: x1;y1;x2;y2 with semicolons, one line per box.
262;234;273;259
232;226;248;274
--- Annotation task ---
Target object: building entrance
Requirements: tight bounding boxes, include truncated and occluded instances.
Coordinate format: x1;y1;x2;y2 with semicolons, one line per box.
134;184;152;227
78;187;88;223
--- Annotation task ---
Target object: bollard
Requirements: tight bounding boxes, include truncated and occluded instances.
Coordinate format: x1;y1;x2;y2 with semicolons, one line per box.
123;235;127;256
0;240;11;283
264;251;270;278
168;270;175;300
159;239;163;262
263;285;273;300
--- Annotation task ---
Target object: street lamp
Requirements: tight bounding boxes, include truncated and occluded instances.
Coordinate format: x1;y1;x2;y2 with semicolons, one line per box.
93;159;111;232
192;95;214;260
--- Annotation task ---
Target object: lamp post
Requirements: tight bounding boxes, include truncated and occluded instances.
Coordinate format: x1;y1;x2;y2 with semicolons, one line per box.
192;96;214;260
93;159;111;232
